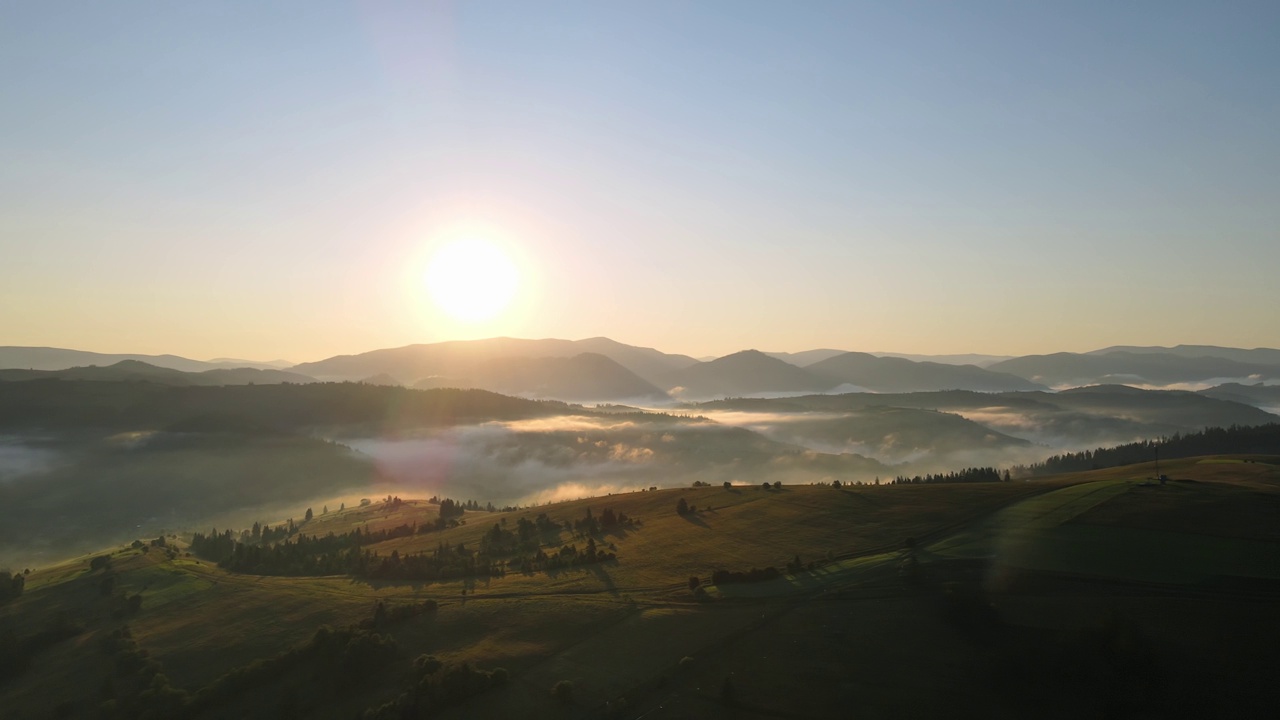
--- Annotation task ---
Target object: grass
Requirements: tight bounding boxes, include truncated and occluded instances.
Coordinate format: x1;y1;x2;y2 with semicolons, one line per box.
5;456;1280;718
928;456;1280;584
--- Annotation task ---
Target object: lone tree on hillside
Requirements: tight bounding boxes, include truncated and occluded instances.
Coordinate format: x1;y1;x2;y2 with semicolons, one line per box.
305;507;314;522
676;498;690;515
552;680;574;705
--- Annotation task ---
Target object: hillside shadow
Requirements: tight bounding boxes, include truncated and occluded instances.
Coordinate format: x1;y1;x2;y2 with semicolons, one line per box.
601;526;632;541
843;488;884;507
680;512;709;528
463;575;491;592
539;529;566;543
588;563;618;596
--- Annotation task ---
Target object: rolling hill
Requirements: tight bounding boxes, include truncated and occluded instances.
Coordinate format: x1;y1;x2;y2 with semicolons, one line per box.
689;385;1279;451
668;349;832;399
4;454;1279;719
806;352;1043;392
742;405;1033;464
1199;382;1280;410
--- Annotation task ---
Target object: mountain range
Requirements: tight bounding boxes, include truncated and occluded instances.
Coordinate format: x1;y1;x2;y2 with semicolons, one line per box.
2;340;1278;403
0;359;315;386
989;350;1280;388
0;347;290;372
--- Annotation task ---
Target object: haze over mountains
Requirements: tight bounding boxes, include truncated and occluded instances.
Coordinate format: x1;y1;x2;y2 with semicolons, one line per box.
0;346;291;372
3;339;1279;404
3;338;1279;563
0;360;315;387
988;348;1280;386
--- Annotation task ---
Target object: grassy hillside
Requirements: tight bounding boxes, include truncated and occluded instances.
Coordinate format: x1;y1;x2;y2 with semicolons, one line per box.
4;457;1278;718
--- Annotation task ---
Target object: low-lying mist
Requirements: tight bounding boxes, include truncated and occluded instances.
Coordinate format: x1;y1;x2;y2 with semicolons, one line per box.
10;385;1267;570
333;413;882;506
0;432;380;569
0;436;61;483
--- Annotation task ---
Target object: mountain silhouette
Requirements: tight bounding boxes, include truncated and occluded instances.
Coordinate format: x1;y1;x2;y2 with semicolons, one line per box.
990;351;1279;387
1198;382;1280;409
291;337;697;388
0;346;287;372
1087;344;1280;366
413;353;668;401
668;349;832;399
0;359;316;386
806;352;1043;392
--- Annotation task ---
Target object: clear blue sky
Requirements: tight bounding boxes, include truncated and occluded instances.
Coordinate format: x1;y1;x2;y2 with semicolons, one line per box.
3;1;1278;361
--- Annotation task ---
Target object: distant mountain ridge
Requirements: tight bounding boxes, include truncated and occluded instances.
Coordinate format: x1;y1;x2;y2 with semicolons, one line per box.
762;349;850;366
413;353;669;402
868;352;1013;368
0;360;317;386
11;339;1280;403
989;351;1280;388
0;347;290;372
1087;344;1280;366
291;337;698;389
807;352;1043;393
670;350;832;398
688;385;1279;452
1198;383;1280;409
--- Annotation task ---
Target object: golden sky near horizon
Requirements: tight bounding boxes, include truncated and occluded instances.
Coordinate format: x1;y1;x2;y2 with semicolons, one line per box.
3;3;1279;363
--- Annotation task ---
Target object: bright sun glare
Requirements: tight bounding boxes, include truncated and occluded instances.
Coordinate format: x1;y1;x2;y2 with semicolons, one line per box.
424;239;519;323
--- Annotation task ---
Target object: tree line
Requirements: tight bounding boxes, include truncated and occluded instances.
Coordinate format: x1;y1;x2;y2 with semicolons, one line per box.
890;467;1007;484
1013;423;1280;476
190;506;633;583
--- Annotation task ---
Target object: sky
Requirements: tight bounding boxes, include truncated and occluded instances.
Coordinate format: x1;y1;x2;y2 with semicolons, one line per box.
3;1;1279;363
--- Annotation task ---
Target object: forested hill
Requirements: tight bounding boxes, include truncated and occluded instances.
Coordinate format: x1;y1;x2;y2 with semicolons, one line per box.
0;381;577;433
1016;423;1280;476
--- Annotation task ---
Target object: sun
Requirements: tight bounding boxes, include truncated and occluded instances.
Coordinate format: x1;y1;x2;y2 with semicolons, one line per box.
424;238;520;323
